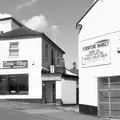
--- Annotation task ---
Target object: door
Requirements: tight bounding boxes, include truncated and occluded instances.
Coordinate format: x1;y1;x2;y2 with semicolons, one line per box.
98;76;120;119
42;81;55;103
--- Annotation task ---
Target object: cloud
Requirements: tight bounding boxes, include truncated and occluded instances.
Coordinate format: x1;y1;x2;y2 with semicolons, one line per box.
16;0;39;11
51;25;59;31
51;25;59;43
0;13;11;19
23;14;48;32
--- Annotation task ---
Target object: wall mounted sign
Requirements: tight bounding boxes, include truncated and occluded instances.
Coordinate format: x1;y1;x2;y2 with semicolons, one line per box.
42;74;61;81
3;60;28;68
81;39;111;67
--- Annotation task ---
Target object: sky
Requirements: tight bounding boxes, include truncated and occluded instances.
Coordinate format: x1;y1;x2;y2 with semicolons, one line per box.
0;0;94;69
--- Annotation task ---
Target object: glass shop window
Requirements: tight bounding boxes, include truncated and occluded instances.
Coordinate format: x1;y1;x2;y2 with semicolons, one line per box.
9;42;19;56
0;74;28;95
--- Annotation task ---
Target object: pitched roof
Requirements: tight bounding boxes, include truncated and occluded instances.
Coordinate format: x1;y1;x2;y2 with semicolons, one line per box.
0;27;41;38
0;16;24;27
65;69;78;76
69;69;79;75
76;0;99;26
0;27;65;54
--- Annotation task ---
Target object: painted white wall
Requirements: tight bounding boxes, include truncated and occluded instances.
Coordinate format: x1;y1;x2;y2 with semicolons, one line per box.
78;0;120;107
0;37;42;99
56;81;61;99
0;20;12;33
79;0;120;41
79;31;120;106
61;78;76;104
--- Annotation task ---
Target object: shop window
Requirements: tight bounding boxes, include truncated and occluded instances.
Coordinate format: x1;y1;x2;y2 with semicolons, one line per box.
0;74;28;95
9;42;19;56
45;44;48;58
0;76;7;94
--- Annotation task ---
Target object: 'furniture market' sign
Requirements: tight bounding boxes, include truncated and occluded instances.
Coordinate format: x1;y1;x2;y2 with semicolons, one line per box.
3;60;28;68
81;39;111;67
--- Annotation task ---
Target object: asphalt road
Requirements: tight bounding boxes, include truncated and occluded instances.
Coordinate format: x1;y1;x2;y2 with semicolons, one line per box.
0;100;99;120
0;107;99;120
0;107;49;120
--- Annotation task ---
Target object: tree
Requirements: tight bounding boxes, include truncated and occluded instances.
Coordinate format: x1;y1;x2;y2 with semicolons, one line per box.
73;61;77;69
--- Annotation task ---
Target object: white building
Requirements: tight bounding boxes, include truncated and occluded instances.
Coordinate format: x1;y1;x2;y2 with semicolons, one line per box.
0;16;23;33
0;27;42;99
76;0;120;118
0;16;78;105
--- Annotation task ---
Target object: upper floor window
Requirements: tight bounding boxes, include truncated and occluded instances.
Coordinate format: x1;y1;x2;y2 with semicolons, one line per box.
45;44;48;58
9;42;19;57
0;31;3;34
57;54;60;65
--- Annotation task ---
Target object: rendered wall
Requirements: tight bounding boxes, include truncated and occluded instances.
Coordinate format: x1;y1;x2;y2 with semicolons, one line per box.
61;78;76;104
42;37;63;69
56;81;61;99
79;0;120;41
78;0;120;107
79;32;120;106
0;19;11;33
0;37;42;99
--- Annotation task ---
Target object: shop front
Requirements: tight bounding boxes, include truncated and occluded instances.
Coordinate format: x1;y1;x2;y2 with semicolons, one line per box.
0;74;28;95
42;74;60;104
0;59;42;100
42;72;78;105
0;60;29;95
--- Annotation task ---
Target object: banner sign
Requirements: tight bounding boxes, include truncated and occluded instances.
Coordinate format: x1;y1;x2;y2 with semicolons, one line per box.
3;60;28;68
81;39;111;67
42;74;61;81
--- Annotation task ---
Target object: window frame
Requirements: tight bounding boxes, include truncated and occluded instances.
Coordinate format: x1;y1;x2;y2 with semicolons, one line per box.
0;74;29;95
45;44;48;59
57;53;61;65
9;42;19;57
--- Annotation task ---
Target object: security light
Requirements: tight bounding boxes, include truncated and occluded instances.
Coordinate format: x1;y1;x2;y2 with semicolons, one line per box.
76;24;82;29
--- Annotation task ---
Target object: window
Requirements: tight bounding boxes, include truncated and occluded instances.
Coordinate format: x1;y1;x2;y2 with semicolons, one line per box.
9;42;19;56
57;54;60;65
0;74;28;95
0;31;3;34
45;44;48;58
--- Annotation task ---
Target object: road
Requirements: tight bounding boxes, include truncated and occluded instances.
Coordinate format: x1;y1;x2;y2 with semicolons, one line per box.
0;107;46;120
0;107;99;120
0;100;99;120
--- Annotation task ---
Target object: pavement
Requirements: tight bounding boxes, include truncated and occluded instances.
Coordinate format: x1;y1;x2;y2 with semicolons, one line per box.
0;99;102;120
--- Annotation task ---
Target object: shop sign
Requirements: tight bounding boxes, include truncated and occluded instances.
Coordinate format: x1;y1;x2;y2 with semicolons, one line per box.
81;39;111;67
42;75;61;81
3;60;28;68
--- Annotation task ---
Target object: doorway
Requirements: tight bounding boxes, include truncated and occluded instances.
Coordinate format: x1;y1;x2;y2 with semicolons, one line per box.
42;81;56;103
